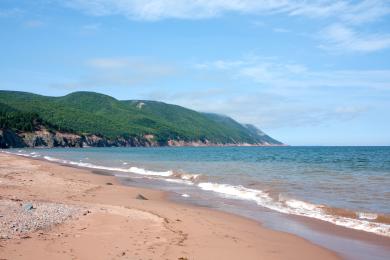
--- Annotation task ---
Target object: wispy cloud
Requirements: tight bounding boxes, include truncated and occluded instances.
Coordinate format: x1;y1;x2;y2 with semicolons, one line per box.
195;59;246;70
61;1;390;53
63;0;290;21
273;27;290;33
339;0;390;25
287;1;348;18
195;56;390;90
87;58;130;69
53;57;177;89
62;0;389;22
88;57;177;76
319;23;390;52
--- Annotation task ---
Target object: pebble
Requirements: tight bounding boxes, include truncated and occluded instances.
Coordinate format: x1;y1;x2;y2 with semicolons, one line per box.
22;203;34;211
136;194;148;200
0;200;81;239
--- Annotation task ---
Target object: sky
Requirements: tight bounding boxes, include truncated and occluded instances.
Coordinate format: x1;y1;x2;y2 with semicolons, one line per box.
1;0;390;146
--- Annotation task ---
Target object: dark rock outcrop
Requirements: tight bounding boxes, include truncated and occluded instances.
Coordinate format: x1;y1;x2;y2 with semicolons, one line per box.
0;128;156;148
0;129;26;148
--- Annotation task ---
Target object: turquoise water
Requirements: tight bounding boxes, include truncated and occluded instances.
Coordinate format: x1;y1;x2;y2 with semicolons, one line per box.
7;146;390;236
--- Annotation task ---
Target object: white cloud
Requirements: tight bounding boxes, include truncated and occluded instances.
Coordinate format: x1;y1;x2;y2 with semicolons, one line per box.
61;1;390;53
87;57;176;74
64;0;291;20
340;0;390;25
288;1;348;18
195;56;390;90
195;59;246;70
320;23;390;52
88;58;130;69
62;0;390;22
273;27;290;33
54;57;178;89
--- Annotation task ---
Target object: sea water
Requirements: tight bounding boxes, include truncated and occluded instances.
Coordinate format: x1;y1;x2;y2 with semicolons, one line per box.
5;146;390;259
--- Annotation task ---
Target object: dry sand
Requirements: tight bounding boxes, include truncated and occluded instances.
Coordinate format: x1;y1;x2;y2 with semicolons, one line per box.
0;153;339;259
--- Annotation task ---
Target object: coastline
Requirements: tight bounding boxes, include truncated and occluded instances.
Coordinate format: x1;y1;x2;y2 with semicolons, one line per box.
0;127;284;149
0;152;338;259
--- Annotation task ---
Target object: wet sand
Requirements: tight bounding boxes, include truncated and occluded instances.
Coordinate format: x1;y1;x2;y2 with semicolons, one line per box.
0;153;339;259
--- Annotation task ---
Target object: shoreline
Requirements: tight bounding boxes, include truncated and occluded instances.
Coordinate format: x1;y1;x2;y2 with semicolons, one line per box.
0;152;339;259
11;148;389;238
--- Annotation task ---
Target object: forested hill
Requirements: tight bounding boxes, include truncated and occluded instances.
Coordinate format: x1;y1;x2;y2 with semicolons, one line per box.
0;90;283;148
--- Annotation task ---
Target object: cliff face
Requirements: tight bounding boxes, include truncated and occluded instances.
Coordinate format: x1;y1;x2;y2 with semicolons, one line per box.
0;128;156;149
0;128;280;149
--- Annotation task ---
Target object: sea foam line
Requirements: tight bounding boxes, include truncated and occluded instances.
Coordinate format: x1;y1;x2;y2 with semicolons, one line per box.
42;155;175;177
197;182;390;237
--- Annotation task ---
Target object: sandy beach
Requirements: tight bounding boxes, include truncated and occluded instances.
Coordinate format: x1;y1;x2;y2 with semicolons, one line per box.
0;152;338;260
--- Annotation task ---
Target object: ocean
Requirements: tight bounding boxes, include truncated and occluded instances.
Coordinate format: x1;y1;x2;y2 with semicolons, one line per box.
5;146;390;259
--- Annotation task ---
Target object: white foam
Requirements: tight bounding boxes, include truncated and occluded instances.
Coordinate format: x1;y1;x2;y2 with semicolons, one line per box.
2;150;34;158
41;155;135;173
181;193;190;198
38;155;194;182
38;155;173;179
181;173;200;180
284;199;319;211
198;182;390;237
198;182;272;202
43;156;61;162
172;172;201;181
163;178;194;185
358;212;378;220
129;166;173;177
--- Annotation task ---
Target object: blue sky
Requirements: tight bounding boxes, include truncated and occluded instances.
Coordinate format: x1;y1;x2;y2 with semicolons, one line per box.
1;0;390;145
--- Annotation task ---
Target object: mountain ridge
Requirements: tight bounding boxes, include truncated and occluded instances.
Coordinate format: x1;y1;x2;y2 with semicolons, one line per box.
0;90;283;148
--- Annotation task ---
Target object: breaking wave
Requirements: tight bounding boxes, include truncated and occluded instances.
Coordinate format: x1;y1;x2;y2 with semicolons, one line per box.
197;182;390;237
39;155;201;183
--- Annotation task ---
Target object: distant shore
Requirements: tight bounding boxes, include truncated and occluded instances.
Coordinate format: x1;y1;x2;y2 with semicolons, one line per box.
0;153;336;259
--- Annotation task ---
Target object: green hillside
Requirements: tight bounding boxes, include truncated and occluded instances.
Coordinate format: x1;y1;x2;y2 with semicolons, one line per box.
0;90;282;145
